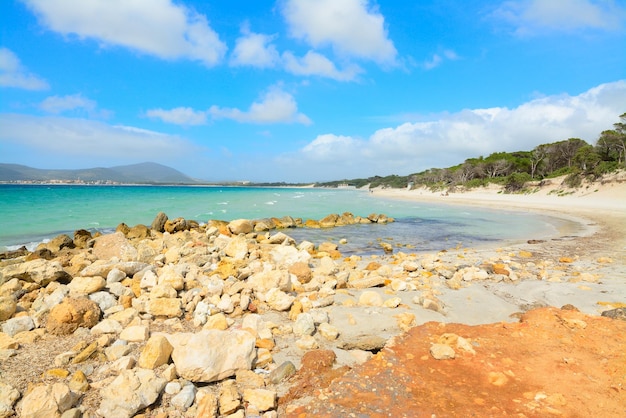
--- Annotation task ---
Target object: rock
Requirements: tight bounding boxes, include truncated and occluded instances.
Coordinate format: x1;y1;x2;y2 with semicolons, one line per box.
164;217;189;233
0;259;71;286
254;218;276;232
247;270;291;293
358;290;383;307
601;307;626;321
88;291;117;312
67;276;105;295
90;318;122;335
68;370;89;392
168;329;256;383
151;212;169;232
157;264;184;290
293;313;315;336
138;335;173;369
380;242;394;253
106;268;127;284
20;383;78;418
218;380;241;415
146;297;182;318
224;235;250;260
195;389;218;417
0;333;18;350
73;229;92;249
266;231;294;244
265;288;295;311
119;325;149;342
204;312;229;330
91;232;138;261
170;383;196;410
268;361;297;384
45;234;75;253
347;274;386;289
319;213;339;228
430;343;456;360
97;369;166;418
318;322;340;340
46;297;101;335
243;388;276;412
270;245;311;266
0;382;20;417
288;261;312;284
0;296;17;321
339;335;387;352
228;219;254;235
1;316;34;337
71;341;98;364
318;242;338;252
296;335;319;350
383;297;402;308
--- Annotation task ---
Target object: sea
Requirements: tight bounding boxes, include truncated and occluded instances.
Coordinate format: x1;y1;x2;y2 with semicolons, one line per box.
0;184;570;256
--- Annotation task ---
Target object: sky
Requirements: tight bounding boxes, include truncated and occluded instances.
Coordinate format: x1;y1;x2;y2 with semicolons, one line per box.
1;0;625;183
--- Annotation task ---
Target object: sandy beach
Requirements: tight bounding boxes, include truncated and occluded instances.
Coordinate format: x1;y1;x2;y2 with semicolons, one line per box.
1;174;625;416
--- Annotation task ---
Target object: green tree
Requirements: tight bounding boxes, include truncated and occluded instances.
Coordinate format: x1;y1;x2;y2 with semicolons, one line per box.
574;145;600;173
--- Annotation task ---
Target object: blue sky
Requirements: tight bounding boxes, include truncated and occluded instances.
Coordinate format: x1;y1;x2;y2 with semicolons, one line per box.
1;0;625;182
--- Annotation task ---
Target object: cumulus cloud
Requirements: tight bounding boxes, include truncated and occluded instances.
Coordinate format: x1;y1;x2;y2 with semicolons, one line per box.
282;50;362;81
230;25;280;68
0;113;200;165
20;0;227;66
0;47;49;90
146;107;208;126
281;0;397;64
209;86;312;125
278;81;626;180
492;0;626;35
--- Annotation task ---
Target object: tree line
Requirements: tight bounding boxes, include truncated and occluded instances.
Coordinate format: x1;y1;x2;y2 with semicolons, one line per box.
316;113;626;192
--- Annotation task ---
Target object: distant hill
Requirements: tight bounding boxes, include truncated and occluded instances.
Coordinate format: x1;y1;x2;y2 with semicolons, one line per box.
0;162;200;184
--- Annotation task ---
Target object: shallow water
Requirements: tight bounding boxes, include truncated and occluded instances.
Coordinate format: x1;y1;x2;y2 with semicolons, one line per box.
0;184;566;254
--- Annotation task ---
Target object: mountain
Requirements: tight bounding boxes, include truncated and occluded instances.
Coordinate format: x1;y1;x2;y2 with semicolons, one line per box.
0;162;200;184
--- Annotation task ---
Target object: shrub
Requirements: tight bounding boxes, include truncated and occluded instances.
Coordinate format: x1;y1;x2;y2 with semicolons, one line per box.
505;172;532;192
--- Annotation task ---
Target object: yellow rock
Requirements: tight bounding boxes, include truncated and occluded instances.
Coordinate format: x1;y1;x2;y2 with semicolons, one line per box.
69;370;90;392
43;368;70;378
72;342;98;364
518;251;533;258
138;335;173;369
559;257;575;263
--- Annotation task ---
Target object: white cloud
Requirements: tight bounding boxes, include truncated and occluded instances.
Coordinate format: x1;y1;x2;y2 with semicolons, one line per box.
209;86;312;125
39;94;96;114
281;0;397;64
0;47;49;90
423;49;459;70
146;107;208;126
282;50;362;81
230;25;280;68
492;0;626;35
0;113;200;164
21;0;227;66
277;80;626;180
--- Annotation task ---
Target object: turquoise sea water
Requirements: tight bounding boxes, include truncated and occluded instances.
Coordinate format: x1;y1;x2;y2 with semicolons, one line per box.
0;184;562;254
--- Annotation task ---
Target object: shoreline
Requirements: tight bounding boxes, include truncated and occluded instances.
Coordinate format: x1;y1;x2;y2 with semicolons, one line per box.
1;181;625;416
371;180;626;255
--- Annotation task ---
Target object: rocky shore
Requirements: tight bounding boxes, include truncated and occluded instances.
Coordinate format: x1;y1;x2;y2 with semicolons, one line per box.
0;208;624;417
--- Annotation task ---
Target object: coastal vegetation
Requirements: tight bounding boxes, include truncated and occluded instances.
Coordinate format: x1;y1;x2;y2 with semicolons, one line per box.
316;113;626;192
